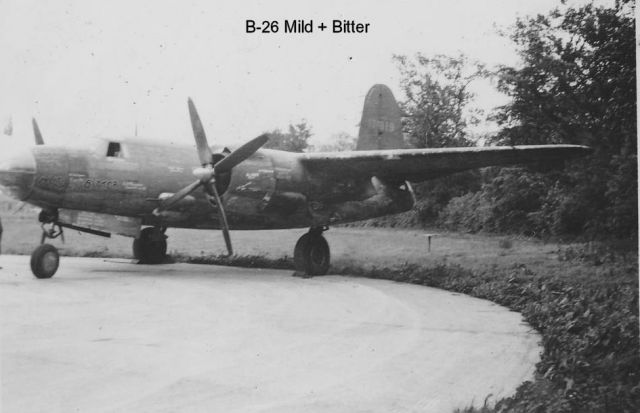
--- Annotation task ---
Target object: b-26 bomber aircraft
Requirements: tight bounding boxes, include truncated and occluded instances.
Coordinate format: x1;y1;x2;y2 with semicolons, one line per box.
0;85;589;278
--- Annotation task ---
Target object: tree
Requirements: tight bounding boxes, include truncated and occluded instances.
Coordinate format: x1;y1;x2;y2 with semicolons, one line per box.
394;53;489;149
310;132;356;152
263;121;312;152
486;0;637;238
392;53;488;224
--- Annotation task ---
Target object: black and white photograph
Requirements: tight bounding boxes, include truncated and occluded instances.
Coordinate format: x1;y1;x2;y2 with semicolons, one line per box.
0;0;637;411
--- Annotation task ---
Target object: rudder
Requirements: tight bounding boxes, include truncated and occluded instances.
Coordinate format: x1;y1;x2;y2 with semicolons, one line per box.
356;84;404;150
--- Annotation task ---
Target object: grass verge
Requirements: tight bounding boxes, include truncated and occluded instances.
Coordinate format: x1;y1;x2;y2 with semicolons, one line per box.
171;248;639;412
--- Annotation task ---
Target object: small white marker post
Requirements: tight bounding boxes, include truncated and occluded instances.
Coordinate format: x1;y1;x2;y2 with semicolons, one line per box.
424;233;437;252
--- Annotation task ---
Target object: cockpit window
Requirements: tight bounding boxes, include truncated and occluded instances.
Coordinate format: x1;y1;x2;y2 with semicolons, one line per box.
107;142;123;158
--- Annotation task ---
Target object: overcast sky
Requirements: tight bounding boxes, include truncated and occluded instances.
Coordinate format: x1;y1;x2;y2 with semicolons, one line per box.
0;0;605;148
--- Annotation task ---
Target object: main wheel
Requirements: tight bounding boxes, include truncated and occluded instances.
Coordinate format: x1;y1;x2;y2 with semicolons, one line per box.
133;227;167;264
294;232;330;276
30;243;60;279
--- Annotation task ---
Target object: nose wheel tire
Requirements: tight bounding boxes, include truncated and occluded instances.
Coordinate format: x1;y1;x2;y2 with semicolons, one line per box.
294;232;330;276
133;227;168;264
30;243;60;279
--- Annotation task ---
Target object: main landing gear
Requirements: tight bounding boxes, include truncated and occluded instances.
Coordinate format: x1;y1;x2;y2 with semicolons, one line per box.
133;227;168;264
30;211;64;279
294;227;330;277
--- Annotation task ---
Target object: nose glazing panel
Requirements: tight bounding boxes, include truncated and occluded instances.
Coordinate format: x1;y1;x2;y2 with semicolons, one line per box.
0;145;36;200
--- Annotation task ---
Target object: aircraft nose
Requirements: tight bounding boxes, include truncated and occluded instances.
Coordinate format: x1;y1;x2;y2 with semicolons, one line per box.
0;145;36;201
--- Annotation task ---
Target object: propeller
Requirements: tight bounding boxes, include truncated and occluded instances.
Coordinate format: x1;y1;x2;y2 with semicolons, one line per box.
153;98;269;255
32;118;44;145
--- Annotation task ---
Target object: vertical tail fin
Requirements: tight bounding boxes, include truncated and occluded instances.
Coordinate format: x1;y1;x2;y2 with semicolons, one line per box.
356;84;404;150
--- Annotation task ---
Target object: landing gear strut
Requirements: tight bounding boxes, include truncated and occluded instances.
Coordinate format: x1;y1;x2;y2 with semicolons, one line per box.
31;210;63;279
294;227;330;277
133;227;168;264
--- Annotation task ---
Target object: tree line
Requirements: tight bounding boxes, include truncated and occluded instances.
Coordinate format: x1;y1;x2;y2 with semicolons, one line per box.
441;0;636;240
264;1;635;240
393;0;636;240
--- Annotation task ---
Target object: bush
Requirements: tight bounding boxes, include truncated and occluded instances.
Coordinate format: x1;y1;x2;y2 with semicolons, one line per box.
498;238;513;249
438;191;487;232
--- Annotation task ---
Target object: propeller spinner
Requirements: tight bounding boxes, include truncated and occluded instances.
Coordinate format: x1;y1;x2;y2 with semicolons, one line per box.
153;99;269;256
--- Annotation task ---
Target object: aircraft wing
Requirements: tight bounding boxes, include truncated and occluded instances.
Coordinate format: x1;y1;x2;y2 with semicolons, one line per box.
299;145;590;182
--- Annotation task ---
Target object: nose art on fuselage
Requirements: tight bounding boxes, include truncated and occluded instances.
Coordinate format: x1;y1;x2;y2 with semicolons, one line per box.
0;145;36;201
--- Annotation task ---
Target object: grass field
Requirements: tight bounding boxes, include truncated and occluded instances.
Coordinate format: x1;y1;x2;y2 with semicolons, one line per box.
1;211;638;411
3;212;571;272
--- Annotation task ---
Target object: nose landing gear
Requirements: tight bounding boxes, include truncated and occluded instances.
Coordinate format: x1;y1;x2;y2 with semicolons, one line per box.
31;211;64;279
294;226;330;277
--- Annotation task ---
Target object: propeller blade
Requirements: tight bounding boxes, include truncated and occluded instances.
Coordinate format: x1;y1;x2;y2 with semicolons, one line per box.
204;182;233;256
155;180;202;213
183;101;267;256
214;134;269;173
187;98;213;166
32;118;44;145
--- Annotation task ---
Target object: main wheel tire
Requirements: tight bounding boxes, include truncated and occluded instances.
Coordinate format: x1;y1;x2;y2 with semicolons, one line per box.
30;243;60;279
294;233;330;276
133;227;167;264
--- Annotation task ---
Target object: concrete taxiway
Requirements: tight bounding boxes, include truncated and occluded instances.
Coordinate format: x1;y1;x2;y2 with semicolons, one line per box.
1;255;540;412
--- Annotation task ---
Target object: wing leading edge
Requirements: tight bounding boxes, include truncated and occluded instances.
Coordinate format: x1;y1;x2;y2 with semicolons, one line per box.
299;145;591;182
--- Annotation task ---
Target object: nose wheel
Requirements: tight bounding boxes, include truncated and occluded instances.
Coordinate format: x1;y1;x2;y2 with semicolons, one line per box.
30;243;60;279
31;219;64;279
294;227;330;277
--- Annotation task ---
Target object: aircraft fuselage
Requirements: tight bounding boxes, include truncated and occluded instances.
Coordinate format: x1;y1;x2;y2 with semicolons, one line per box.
5;138;414;234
